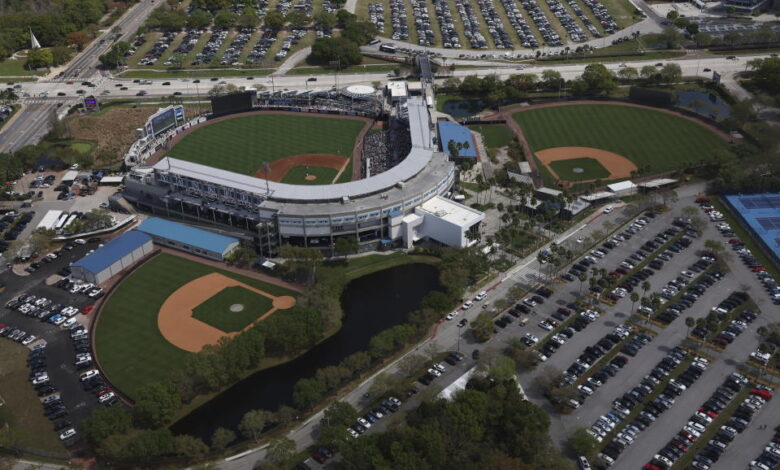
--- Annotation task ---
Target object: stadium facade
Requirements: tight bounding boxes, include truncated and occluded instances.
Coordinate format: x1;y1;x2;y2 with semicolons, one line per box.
121;90;477;255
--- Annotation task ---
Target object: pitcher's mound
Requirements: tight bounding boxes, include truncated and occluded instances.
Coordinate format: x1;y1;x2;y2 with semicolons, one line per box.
229;304;245;312
305;174;317;181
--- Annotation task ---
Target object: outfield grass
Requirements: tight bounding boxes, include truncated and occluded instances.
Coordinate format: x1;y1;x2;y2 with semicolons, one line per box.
548;157;610;181
469;124;514;148
513;104;730;175
281;165;340;185
168;114;365;175
192;286;273;332
95;253;296;400
335;159;353;184
0;341;67;456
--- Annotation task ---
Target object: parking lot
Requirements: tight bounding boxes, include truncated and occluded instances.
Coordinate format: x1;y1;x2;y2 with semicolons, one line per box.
0;239;118;451
326;186;779;470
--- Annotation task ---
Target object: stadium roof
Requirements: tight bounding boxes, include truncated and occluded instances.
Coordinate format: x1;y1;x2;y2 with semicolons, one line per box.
136;218;238;254
154;98;436;203
437;121;477;158
72;231;151;274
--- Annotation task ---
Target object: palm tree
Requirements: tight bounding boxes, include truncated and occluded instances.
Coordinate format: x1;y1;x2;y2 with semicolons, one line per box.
630;292;639;314
685;317;695;337
641;281;651;299
578;273;587;297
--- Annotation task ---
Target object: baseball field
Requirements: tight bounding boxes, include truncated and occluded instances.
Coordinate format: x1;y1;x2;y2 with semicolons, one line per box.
94;253;298;400
167;113;367;181
512;103;730;179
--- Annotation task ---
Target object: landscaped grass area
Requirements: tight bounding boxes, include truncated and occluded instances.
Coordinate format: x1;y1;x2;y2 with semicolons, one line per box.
0;341;67;457
513;104;730;175
192;286;273;332
341;252;440;280
168;113;365;175
469;124;514;148
548;157;610;181
0;58;36;77
281;165;340;185
95;253;296;400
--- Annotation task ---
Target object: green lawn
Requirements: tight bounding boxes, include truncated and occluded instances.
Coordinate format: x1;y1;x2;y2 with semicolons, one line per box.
0;342;67;457
95;253;297;400
281;165;340;185
169;114;365;175
0;58;36;77
548;157;610;181
513;104;730;175
469;124;514;149
192;286;273;332
335;159;353;183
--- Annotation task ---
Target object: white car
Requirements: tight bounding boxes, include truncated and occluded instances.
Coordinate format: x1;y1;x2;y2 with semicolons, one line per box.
603;205;613;214
433;363;446;373
347;428;359;438
524;333;539;344
74;238;87;245
445;311;458;321
22;335;36;345
538;321;553;331
427;368;442;377
578;385;594;396
462;301;473;310
98;392;115;404
80;369;100;381
357;417;371;429
62;317;78;328
474;290;487;301
59;428;77;440
32;374;49;385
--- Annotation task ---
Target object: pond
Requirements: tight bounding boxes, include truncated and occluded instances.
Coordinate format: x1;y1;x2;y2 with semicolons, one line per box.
170;263;442;440
676;90;732;120
442;99;492;118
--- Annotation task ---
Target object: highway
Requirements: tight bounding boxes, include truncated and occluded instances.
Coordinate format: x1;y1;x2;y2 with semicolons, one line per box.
0;0;159;154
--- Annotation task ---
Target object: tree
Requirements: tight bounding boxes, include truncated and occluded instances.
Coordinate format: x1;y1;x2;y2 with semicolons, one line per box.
685;316;695;336
541;69;563;90
581;63;616;95
307;37;362;67
239;409;270;441
659;63;682;85
471;312;494;342
264;11;285;31
210;427;236;451
704;239;725;255
214;10;238;28
133;382;181;428
666;10;679;20
660;26;683;48
80;407;132;446
187;9;213;29
629;291;639;313
568;427;599;459
334;236;358;258
174;435;209;459
617;66;638;82
488;356;517;382
322;401;358;428
314;11;337;29
397;353;425;378
266;437;296;465
238;5;260;28
746;57;780;95
66;31;91;50
26;48;53;69
293;377;327;409
694;32;713;47
286;10;310;28
641;65;658;83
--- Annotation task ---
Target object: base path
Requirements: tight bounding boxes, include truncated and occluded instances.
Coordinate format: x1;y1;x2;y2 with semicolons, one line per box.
158;272;296;352
537;146;638;183
254;153;348;181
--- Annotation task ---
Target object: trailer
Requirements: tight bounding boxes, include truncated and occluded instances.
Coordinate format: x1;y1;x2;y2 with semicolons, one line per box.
36;210;64;231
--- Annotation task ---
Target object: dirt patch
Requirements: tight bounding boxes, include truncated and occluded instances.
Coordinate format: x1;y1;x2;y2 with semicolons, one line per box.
157;272;296;352
304;174;317;181
65;105;198;165
536;147;638;185
254;153;348;181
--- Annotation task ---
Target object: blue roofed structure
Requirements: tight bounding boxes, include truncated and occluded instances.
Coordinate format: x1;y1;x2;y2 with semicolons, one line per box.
71;231;154;284
437;121;477;158
136;217;240;261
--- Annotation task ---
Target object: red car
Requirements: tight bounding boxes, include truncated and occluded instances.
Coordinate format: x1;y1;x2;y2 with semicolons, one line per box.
729;238;741;244
82;305;95;315
752;267;767;272
751;388;772;400
97;388;112;397
695;197;710;204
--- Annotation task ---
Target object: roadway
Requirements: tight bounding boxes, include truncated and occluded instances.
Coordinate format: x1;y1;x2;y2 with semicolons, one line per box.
0;0;159;154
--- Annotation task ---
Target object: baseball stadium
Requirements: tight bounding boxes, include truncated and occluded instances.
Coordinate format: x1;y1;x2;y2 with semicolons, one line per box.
120;82;486;256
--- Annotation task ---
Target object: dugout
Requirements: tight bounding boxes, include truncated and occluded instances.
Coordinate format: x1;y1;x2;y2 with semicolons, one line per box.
136;217;239;261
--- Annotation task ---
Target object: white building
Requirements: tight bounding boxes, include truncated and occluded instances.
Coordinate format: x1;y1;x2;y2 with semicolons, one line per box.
387;81;408;103
401;196;484;248
607;180;637;197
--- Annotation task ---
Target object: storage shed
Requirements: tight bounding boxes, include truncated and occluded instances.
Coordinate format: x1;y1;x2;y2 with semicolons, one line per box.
70;231;153;284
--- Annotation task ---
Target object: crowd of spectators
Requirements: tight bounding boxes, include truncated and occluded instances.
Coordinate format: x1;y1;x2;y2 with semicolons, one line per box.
362;121;411;178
